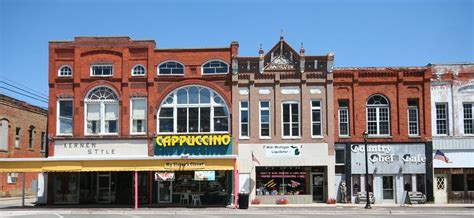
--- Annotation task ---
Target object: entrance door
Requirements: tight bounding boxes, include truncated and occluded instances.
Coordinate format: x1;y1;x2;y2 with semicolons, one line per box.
312;173;324;202
382;176;395;202
335;174;345;202
434;174;448;203
158;180;172;203
97;172;111;203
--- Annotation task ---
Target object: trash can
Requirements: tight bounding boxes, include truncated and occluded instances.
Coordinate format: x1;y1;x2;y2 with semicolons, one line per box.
238;193;249;209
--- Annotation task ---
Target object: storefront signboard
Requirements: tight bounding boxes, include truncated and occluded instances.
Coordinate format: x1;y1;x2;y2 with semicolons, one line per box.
351;143;426;174
54;139;148;157
154;134;232;156
163;161;206;170
194;171;215;181
264;145;302;157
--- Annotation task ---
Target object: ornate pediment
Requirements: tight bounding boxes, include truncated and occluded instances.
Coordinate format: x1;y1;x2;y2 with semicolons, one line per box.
265;54;295;70
264;37;298;71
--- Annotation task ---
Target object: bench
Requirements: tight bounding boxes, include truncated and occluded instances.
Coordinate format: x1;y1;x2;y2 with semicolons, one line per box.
355;192;375;204
408;192;426;204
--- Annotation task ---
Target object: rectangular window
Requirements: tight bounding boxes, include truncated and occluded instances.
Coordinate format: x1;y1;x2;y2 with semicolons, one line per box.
255;166;310;196
338;100;349;136
436;103;448;135
131;99;147;134
408;99;419;136
213;107;228;132
463;103;474;134
40;131;46;152
311;100;322;137
416;174;425;194
91;64;113;76
28;128;34;149
335;149;345;164
15;127;20;148
7;173;18;184
352;174;361;195
403;174;413;191
282;102;300;137
451;174;464;192
86;104;101;134
259;101;270;138
58;100;73;135
0;120;8;151
240;101;249;138
104;104;118;133
159;108;174;133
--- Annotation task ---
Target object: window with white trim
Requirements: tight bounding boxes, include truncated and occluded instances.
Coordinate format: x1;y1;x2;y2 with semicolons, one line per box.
131;99;147;134
202;60;228;74
15;127;20;148
311;100;322;137
0;119;8;151
338;100;349;136
158;86;229;133
28;126;34;149
282;102;300;137
435;103;448;135
463;103;473;134
85;87;119;135
259;101;270;138
408;99;419;136
40;131;46;152
7;173;18;184
58;99;73;135
158;61;184;75
131;65;146;76
91;64;113;76
366;95;390;136
58;65;72;77
240;101;249;138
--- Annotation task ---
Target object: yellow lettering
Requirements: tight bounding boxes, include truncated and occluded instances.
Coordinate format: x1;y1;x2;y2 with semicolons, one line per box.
156;136;163;146
179;136;187;146
195;135;202;146
213;135;222;145
222;135;231;145
163;136;171;147
202;135;209;146
187;136;195;146
171;136;179;146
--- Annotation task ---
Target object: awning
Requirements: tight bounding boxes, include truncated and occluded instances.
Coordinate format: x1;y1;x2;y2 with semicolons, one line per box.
0;156;236;173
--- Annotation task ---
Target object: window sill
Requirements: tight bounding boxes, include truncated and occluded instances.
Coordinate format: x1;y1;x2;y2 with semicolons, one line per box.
408;135;421;138
282;136;302;140
239;137;250;140
57;134;73;137
339;135;350;139
14;147;21;150
259;137;272;140
368;135;392;139
311;136;324;139
131;132;147;136
85;133;119;137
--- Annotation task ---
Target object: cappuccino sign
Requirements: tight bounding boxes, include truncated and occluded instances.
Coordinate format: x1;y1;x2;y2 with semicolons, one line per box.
351;143;426;174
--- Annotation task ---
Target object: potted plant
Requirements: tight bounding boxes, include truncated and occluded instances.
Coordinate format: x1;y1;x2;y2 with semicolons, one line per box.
326;198;337;204
251;199;261;204
276;197;289;205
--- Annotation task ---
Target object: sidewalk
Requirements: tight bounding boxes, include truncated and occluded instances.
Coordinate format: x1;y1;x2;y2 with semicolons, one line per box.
250;203;474;208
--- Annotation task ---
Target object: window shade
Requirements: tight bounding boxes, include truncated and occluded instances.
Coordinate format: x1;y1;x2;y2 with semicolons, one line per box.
87;104;100;121
105;104;119;120
132;100;146;120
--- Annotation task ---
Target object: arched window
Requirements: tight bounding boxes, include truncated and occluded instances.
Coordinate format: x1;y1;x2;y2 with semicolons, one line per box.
158;86;229;133
132;64;146;76
158;61;184;75
85;86;119;135
202;60;228;74
0;119;9;151
58;65;72;77
366;94;390;135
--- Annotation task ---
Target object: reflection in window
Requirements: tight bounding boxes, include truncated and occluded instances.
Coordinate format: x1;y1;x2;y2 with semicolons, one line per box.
158;61;184;75
256;167;310;196
158;86;228;133
91;65;113;76
58;100;73;135
202;61;228;74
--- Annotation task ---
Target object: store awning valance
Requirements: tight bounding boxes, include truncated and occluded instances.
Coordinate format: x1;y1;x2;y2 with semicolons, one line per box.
0;156;236;173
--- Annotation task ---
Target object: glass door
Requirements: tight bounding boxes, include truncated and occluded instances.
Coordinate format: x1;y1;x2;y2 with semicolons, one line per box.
312;173;324;202
97;172;111;203
382;176;394;200
158;180;173;203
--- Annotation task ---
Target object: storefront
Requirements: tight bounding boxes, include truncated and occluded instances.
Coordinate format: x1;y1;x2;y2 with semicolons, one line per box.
348;143;431;204
433;138;474;204
238;143;335;204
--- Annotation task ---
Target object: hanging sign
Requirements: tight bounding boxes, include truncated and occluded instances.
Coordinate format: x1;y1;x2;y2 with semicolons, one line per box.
155;172;175;181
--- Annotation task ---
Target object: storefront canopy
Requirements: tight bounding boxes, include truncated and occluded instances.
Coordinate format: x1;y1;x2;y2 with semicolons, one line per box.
0;156;237;173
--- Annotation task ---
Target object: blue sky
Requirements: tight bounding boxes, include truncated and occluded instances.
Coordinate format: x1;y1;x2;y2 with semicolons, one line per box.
0;0;472;107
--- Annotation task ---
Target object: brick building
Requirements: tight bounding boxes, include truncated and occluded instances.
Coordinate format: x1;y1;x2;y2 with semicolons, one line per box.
333;67;433;204
233;36;336;204
0;94;47;197
430;63;474;204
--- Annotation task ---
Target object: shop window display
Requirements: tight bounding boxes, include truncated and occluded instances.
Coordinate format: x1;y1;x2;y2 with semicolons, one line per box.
255;167;310;196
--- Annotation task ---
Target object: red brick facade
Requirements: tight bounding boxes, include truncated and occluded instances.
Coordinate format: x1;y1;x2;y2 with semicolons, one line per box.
48;37;235;156
0;95;47;197
333;67;432;143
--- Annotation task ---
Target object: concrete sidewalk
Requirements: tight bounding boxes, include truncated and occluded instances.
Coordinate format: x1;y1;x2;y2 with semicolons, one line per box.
250;203;474;208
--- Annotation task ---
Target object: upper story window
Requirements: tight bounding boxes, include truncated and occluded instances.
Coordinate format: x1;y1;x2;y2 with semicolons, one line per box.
131;64;146;76
435;103;448;135
259;101;270;138
57;99;73;135
158;86;228;134
131;98;147;134
15;127;20;148
58;65;72;77
28;126;34;150
338;100;350;137
202;60;229;74
158;61;184;75
91;64;113;77
240;101;249;138
282;101;300;138
0;119;8;151
85;86;119;135
408;99;419;136
463;103;473;134
311;100;322;137
366;95;390;136
40;131;46;152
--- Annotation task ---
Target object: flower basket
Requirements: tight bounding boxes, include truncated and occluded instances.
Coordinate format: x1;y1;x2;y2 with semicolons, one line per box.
251;199;261;204
326;198;337;204
276;198;289;205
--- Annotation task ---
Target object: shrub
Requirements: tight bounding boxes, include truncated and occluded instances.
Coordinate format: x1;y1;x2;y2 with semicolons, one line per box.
251;199;261;204
276;198;289;205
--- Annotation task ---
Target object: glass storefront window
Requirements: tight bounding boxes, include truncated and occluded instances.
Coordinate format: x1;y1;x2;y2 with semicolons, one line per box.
255;167;310;196
352;174;360;195
452;174;464;191
54;173;80;204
